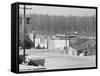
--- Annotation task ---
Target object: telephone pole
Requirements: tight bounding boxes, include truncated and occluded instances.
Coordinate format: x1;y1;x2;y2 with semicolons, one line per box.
20;5;32;64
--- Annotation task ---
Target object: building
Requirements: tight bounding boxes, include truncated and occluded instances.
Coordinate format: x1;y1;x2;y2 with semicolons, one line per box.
35;37;47;49
48;39;66;50
29;33;77;50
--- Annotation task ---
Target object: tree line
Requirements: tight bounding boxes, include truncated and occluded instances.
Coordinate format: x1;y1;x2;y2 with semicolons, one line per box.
19;14;96;36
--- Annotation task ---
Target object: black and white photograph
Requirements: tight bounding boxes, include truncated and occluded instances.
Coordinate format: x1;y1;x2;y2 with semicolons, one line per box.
18;3;97;72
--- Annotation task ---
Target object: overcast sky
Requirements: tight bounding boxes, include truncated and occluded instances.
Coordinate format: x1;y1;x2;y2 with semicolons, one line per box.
19;5;96;16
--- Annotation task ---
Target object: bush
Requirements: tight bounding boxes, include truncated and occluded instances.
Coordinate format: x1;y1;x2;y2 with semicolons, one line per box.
36;44;41;49
42;46;45;49
19;35;35;49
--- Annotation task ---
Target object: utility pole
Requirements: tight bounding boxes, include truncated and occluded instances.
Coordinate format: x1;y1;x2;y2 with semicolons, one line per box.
65;20;67;55
20;5;32;64
21;5;26;64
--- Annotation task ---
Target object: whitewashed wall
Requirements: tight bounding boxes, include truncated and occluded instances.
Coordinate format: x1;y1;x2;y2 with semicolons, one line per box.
35;38;47;48
55;40;66;50
48;39;70;50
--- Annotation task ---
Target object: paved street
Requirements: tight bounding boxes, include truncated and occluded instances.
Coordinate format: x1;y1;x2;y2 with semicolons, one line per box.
19;49;96;71
44;55;96;69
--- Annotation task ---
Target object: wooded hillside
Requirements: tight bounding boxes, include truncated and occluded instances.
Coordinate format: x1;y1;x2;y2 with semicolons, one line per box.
19;14;96;36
